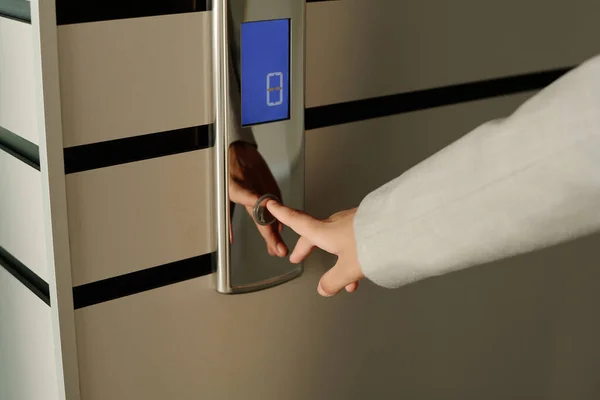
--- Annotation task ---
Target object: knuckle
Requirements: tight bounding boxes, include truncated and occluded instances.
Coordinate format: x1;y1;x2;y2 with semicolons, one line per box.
287;208;302;218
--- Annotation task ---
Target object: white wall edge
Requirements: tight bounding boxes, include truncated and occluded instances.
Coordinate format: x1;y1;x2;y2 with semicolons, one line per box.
0;17;39;144
30;1;81;399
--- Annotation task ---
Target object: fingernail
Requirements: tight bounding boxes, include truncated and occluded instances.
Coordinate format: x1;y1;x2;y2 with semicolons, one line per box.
277;243;285;256
267;200;280;208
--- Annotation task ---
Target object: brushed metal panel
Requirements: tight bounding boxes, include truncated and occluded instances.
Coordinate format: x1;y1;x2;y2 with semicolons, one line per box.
57;12;213;147
73;235;600;400
305;92;535;216
73;94;599;400
66;148;215;286
306;0;600;107
213;0;305;293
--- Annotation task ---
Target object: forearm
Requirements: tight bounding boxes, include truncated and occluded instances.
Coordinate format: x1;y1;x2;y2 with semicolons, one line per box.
354;54;600;289
227;57;257;146
227;0;256;147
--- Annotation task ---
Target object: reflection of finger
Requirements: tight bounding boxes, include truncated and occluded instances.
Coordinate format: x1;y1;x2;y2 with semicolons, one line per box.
317;261;361;297
229;182;260;207
260;225;287;257
263;225;287;257
290;236;314;264
345;281;359;292
246;205;288;257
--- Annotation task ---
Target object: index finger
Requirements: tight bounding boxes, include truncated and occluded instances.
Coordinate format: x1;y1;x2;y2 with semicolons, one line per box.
266;200;320;238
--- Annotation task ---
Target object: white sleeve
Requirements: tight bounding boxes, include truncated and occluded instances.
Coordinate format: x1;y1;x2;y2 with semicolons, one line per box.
354;54;600;289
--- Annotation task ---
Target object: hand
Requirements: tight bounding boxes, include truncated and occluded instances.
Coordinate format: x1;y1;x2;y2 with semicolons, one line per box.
266;201;365;297
228;142;288;257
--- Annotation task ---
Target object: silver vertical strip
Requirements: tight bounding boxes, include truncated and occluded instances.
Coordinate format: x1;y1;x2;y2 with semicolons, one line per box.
214;0;305;294
212;0;232;293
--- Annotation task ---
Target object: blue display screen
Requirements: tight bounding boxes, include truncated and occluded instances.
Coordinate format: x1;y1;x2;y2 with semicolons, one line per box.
241;19;291;126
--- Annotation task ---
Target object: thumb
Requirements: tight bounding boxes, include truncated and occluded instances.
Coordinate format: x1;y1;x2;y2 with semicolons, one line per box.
317;260;362;297
266;201;322;239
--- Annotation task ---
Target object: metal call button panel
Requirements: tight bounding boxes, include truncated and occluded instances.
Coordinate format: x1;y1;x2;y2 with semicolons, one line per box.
212;0;305;293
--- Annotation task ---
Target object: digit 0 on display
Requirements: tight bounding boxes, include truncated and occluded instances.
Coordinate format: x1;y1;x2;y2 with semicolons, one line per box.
241;19;291;126
267;72;284;106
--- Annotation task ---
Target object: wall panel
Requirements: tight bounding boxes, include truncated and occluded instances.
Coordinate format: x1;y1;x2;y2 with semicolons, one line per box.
0;268;58;400
57;12;212;147
305;92;535;216
66;148;214;286
72;93;600;400
31;1;600;400
0;151;47;281
306;0;600;107
0;17;38;144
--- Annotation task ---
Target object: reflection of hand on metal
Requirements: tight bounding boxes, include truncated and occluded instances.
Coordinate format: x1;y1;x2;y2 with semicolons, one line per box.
228;142;288;257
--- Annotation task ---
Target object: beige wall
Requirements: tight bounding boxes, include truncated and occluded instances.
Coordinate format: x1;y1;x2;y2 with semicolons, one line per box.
40;0;600;399
305;94;600;399
302;1;600;398
57;12;212;147
74;91;600;399
306;0;600;107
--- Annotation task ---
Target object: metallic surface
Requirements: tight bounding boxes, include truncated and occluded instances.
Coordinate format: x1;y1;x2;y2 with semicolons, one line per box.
211;0;232;293
212;0;305;293
253;193;280;226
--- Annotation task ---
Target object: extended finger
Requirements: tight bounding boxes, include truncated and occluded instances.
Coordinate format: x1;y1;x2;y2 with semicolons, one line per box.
290;236;315;264
266;200;321;239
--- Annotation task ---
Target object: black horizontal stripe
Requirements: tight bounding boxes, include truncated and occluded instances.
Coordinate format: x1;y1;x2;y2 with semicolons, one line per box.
0;245;50;306
72;252;215;309
55;0;333;25
63;125;212;174
56;0;208;25
0;0;30;23
305;67;572;130
0;125;40;170
61;68;569;172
